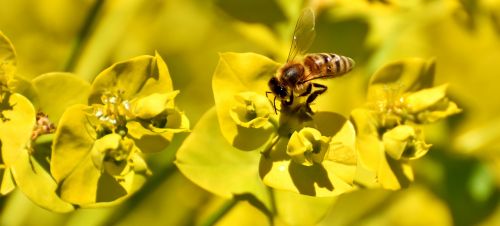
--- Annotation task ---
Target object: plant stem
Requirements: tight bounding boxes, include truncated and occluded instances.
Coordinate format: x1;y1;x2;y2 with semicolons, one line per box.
268;187;277;217
262;135;280;158
64;0;105;72
200;198;239;226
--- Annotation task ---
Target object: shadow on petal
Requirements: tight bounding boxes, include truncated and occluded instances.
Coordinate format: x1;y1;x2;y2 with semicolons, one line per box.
311;112;346;137
96;172;127;203
288;162;334;196
234;193;274;223
233;126;273;151
385;153;412;189
133;134;171;153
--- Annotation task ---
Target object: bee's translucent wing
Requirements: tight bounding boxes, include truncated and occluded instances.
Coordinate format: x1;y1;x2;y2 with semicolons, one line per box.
286;8;316;62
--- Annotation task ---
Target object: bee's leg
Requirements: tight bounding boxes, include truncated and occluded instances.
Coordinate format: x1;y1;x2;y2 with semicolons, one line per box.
266;91;278;114
299;83;312;96
306;83;327;104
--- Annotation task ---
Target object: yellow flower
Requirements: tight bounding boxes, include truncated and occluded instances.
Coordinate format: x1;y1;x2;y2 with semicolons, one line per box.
51;53;188;206
209;52;357;196
229;91;275;129
352;58;460;189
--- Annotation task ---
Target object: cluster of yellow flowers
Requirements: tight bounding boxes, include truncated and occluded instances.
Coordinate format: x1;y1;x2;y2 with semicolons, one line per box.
0;32;188;210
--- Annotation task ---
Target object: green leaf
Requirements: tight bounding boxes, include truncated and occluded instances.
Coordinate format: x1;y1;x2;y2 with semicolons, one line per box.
88;52;173;104
212;52;280;151
32;73;91;123
175;107;271;209
367;58;435;102
51;104;95;183
260;113;357;197
0;93;36;166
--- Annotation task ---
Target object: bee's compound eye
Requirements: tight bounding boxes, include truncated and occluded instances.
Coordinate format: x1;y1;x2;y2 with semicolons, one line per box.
268;78;288;98
277;86;288;98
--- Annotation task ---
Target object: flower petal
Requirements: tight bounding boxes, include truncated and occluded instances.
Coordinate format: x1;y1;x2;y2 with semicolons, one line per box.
368;58;435;103
32;72;91;123
260;119;357;197
89;53;173;104
51;104;96;183
0;93;36;166
132;91;179;119
175;107;272;210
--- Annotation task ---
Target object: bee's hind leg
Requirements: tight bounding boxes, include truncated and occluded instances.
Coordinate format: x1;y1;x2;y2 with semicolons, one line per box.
306;83;327;104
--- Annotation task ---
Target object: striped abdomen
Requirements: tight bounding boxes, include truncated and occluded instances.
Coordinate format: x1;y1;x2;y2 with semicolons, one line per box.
303;53;355;78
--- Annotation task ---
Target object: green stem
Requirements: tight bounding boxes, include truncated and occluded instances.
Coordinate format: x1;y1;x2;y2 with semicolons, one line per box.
261;134;280;158
200;198;239;226
269;187;277;217
64;0;105;72
34;133;54;145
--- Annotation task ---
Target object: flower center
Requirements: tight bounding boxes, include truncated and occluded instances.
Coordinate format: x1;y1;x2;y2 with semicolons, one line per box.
94;91;131;137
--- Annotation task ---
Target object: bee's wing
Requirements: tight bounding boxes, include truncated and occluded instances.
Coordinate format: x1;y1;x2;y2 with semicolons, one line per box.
286;8;316;63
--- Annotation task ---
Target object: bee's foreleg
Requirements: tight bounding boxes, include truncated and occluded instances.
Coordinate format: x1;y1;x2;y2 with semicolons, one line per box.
306;83;327;104
265;91;279;114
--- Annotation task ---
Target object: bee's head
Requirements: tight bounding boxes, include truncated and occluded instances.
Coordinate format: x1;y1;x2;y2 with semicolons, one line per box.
268;77;288;98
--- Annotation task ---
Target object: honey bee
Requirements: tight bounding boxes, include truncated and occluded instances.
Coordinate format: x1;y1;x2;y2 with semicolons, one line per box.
267;8;355;113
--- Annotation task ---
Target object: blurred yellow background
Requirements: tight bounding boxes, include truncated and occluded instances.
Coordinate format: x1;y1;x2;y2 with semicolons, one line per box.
0;0;498;225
